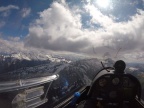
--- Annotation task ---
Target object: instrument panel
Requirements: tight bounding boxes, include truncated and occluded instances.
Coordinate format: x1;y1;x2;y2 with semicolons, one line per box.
99;78;107;87
90;74;140;102
112;77;120;85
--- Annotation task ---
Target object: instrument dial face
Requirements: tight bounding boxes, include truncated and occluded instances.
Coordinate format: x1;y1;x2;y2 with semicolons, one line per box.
112;78;120;85
99;78;107;87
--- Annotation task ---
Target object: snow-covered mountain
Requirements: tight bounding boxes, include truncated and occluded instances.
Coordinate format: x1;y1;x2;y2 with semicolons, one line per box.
0;53;101;84
125;63;144;100
0;51;72;74
0;52;144;100
0;52;71;63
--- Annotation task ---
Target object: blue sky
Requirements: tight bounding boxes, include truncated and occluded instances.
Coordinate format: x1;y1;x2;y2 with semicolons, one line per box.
0;0;143;38
0;0;144;61
0;0;53;38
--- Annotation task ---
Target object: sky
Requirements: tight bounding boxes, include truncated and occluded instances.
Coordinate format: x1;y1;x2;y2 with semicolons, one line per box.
0;0;144;62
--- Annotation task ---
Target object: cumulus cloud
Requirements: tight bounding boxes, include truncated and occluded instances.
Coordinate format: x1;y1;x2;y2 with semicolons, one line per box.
0;37;48;56
21;8;31;18
85;4;114;28
102;9;144;51
24;1;144;61
84;4;144;53
25;2;90;52
0;5;19;12
0;37;24;53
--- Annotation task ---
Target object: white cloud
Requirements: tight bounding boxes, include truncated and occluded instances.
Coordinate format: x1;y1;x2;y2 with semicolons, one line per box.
85;4;114;28
0;5;19;12
0;37;24;53
0;5;19;17
23;1;144;61
25;2;89;52
21;8;31;18
0;37;47;55
102;9;144;50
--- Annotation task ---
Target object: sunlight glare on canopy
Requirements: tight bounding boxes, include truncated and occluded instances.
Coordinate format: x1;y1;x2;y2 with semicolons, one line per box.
96;0;110;8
